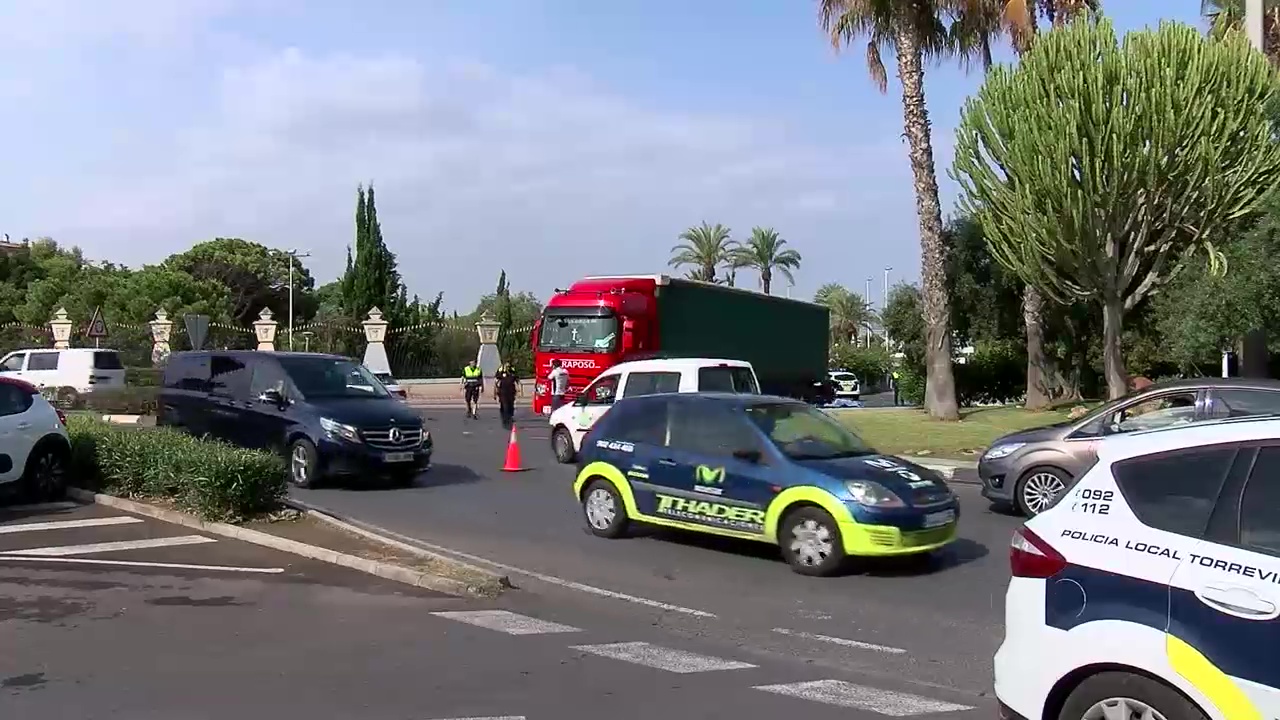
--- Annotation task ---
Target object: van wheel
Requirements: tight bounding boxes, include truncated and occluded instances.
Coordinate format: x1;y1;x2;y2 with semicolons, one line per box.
552;427;576;464
1058;672;1206;720
1015;466;1070;517
582;479;629;538
22;443;68;502
288;439;320;489
779;507;846;577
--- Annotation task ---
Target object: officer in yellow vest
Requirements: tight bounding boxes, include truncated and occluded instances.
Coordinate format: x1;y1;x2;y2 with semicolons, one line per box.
891;370;901;407
461;361;484;419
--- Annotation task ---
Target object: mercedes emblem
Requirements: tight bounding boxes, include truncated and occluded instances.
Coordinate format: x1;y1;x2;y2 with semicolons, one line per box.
389;427;402;443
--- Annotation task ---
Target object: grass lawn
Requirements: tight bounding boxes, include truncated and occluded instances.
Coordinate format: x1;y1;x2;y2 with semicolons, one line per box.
831;405;1078;459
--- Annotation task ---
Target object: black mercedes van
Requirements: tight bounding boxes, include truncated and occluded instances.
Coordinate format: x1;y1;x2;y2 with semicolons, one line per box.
157;351;431;488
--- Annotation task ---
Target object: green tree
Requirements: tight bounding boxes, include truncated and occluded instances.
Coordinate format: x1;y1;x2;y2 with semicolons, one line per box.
942;215;1022;348
165;237;316;325
882;283;926;369
729;227;801;295
1203;0;1280;59
343;184;405;323
813;283;875;344
952;19;1280;398
669;222;736;283
819;0;959;420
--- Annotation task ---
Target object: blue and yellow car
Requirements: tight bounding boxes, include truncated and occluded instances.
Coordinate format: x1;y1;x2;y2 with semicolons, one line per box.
572;392;960;576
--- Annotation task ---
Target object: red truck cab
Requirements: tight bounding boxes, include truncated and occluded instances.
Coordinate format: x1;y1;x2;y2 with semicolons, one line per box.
531;275;659;415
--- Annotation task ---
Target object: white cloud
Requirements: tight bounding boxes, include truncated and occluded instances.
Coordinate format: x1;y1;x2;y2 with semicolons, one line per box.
15;35;916;308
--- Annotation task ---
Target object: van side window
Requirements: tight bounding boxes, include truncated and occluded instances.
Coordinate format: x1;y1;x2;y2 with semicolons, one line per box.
624;371;680;397
0;354;26;372
209;355;251;398
26;352;59;371
249;361;289;399
92;351;123;370
697;366;759;393
164;354;211;391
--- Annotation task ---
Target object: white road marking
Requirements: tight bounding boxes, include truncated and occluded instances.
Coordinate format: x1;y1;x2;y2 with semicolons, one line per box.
427;716;525;719
570;641;756;673
772;627;908;655
0;501;81;513
0;516;143;534
298;513;716;618
753;680;975;716
0;555;284;573
432;610;581;635
4;535;216;556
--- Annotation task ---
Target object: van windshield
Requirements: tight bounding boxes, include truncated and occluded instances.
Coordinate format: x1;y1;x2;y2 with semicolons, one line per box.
277;356;391;399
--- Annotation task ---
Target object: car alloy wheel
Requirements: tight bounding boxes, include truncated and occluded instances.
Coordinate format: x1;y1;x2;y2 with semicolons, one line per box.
1019;469;1067;516
581;479;629;538
1081;698;1167;720
552;428;575;464
27;448;67;502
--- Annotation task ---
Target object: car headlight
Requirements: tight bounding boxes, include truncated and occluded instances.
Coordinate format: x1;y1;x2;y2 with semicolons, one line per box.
421;430;431;446
320;417;361;443
845;480;905;508
983;442;1025;460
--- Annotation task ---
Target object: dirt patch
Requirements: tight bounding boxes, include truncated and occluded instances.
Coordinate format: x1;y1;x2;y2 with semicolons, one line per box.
244;511;508;597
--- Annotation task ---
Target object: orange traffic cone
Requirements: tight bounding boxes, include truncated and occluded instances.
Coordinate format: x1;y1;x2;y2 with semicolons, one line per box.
502;426;528;472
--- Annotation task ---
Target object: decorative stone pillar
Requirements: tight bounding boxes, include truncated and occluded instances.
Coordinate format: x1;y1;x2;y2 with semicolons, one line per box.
253;307;278;351
49;307;73;349
362;307;391;375
149;308;173;366
475;310;501;378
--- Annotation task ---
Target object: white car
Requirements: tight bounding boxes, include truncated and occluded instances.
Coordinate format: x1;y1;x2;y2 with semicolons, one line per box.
996;415;1280;720
374;372;407;402
0;377;71;502
828;370;861;399
0;348;127;393
549;358;759;464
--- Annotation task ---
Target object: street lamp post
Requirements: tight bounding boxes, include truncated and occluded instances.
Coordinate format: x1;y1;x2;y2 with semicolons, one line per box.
286;249;311;351
1247;0;1264;52
864;277;873;347
883;267;892;351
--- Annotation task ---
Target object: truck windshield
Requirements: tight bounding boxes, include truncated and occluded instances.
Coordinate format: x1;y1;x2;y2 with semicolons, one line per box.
538;314;618;353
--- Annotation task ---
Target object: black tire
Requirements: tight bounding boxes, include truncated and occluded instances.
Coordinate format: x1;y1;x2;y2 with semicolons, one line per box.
21;442;68;503
1059;672;1206;720
1015;466;1071;517
552;427;576;464
581;478;630;539
778;506;846;577
287;439;320;489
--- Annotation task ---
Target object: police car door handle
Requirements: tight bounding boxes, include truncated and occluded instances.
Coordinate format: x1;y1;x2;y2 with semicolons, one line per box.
657;458;678;466
1196;585;1277;618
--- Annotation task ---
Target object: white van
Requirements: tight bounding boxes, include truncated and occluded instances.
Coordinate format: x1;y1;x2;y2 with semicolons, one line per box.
549;358;759;463
0;348;127;393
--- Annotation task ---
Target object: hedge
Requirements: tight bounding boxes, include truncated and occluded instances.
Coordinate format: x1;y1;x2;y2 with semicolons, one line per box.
67;415;286;522
44;386;159;415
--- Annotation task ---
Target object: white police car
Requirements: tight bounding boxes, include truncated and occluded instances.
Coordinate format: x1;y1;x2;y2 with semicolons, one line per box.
997;415;1280;720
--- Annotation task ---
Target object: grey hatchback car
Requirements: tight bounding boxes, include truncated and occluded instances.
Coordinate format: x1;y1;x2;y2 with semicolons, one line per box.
979;377;1280;516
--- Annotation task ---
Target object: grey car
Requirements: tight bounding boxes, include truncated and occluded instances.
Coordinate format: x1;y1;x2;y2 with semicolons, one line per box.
978;377;1280;516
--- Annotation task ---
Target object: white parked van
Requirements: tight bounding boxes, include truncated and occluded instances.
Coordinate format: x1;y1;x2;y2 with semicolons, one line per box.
0;348;127;393
549;357;759;463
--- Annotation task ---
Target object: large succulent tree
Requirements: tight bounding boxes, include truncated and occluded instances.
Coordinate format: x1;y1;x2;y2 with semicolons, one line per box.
952;19;1280;399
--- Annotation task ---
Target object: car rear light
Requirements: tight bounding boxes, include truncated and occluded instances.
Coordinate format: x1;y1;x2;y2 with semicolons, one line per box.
56;409;67;426
1010;526;1067;578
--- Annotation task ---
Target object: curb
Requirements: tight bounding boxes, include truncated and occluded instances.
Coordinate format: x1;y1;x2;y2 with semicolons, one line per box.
65;488;505;598
282;497;512;591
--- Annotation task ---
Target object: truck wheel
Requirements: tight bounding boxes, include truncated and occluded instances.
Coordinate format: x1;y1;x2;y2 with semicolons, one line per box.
779;506;846;577
552;427;576;464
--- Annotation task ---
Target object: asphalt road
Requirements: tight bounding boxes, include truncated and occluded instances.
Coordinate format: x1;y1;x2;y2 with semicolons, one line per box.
2;502;990;719
291;407;1022;697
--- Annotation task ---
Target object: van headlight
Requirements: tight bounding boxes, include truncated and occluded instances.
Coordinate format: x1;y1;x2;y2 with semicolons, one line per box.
983;442;1025;460
320;417;361;443
845;480;905;508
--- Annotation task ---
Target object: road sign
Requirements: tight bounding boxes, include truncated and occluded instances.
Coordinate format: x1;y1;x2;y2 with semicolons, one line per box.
184;314;210;351
86;307;108;338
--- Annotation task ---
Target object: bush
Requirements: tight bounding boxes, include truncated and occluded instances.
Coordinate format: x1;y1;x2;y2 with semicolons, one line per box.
895;366;927;405
45;386;159;415
830;344;892;391
126;366;163;387
954;340;1025;406
66;415;286;522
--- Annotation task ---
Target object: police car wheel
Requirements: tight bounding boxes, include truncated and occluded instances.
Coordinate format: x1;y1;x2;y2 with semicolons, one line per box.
552;427;576;464
1059;671;1206;720
779;507;846;577
582;479;629;539
1015;466;1070;517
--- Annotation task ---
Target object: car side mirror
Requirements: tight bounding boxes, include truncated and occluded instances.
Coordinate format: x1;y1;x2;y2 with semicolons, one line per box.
258;389;285;405
733;449;762;463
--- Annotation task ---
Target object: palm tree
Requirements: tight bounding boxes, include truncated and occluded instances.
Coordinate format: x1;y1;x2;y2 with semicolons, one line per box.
815;283;877;344
730;227;802;295
950;0;1101;410
819;0;959;420
669;222;736;283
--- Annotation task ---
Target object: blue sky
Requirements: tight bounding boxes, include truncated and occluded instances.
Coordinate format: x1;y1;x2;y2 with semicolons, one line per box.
0;1;1200;314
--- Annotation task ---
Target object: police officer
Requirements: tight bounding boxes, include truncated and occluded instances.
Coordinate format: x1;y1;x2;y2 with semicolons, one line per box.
461;360;484;419
493;361;521;430
891;369;901;406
